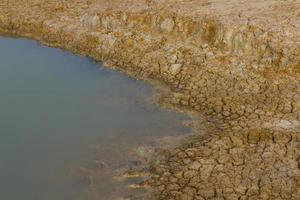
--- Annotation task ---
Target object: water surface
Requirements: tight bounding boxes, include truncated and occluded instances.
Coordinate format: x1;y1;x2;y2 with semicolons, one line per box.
0;37;188;199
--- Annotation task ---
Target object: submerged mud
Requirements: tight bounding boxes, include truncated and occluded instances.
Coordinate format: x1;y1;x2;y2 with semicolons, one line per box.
1;0;299;199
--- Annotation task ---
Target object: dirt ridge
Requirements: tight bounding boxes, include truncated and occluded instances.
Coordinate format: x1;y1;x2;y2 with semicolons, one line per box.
0;0;299;199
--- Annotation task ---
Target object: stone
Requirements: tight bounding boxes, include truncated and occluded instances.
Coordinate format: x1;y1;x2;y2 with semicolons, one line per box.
169;63;182;74
80;14;100;28
160;18;175;32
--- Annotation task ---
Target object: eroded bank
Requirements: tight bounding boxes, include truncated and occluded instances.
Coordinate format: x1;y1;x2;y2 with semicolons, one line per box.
0;0;299;199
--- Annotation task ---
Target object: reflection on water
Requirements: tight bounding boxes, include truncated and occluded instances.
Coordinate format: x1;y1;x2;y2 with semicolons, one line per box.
0;37;189;199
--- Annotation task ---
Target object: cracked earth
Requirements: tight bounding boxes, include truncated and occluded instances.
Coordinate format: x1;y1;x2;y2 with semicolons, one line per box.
0;0;299;199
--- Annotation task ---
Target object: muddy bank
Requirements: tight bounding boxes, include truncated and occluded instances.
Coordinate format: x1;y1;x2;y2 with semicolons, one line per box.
0;0;299;199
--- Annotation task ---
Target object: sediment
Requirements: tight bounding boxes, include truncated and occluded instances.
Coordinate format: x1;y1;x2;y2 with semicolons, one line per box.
1;0;299;199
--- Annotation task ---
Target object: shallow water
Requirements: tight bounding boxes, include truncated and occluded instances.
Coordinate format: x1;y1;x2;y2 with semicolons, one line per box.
0;37;188;200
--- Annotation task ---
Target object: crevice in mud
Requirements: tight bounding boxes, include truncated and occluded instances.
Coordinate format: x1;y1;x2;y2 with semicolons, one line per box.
1;1;299;199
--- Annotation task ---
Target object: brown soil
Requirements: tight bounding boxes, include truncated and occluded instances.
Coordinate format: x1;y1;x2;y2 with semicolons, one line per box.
0;0;299;199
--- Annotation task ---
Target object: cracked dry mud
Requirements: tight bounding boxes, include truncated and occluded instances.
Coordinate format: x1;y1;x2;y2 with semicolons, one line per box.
0;0;299;199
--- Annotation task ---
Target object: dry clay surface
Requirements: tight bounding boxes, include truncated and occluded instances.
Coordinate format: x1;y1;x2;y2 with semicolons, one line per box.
0;0;300;199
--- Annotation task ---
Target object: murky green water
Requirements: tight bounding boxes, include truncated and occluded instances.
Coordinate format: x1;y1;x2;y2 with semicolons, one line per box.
0;37;188;200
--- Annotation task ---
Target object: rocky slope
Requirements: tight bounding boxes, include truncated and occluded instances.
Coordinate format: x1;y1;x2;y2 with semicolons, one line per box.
0;0;299;199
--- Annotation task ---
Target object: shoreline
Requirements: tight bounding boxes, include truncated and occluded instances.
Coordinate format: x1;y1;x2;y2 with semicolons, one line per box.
1;0;299;199
0;32;198;199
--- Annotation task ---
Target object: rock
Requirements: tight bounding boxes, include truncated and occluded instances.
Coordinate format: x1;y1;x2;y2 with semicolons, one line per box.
169;63;182;74
188;161;201;170
80;14;99;27
160;18;174;32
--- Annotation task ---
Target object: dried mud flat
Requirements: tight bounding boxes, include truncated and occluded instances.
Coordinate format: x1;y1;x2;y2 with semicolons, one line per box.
0;0;300;199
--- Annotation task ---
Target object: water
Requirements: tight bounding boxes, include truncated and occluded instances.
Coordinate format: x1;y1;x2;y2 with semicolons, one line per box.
0;37;188;200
